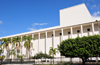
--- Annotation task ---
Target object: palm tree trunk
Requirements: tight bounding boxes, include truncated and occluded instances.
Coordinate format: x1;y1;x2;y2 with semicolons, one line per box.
28;49;29;58
16;49;17;59
5;46;7;59
11;53;13;59
21;44;22;56
6;43;9;59
53;54;54;64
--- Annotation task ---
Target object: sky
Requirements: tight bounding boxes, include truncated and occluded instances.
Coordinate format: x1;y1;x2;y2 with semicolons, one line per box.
0;0;100;37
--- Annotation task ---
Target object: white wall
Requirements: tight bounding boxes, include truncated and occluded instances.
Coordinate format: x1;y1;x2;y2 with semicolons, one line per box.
46;32;52;55
3;23;100;62
54;30;61;57
60;3;92;27
33;35;38;55
39;33;45;53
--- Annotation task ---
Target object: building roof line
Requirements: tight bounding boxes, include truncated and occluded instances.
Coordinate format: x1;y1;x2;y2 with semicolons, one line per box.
0;19;99;39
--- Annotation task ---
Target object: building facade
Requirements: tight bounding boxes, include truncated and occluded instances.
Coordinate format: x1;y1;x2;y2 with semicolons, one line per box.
0;3;100;62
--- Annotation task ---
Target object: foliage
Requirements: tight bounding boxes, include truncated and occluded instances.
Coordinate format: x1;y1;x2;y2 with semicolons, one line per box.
0;45;3;55
12;36;21;48
0;55;5;59
9;49;16;57
23;36;35;58
1;38;11;59
17;54;25;59
23;36;35;50
58;35;100;65
1;38;11;49
49;47;59;56
49;47;59;64
17;49;20;53
31;52;53;59
0;49;2;55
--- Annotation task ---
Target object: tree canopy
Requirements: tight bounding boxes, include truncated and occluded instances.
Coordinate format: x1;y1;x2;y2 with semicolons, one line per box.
58;35;100;64
31;52;53;59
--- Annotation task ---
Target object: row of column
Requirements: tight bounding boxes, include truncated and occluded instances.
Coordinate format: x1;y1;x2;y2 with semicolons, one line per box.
8;23;96;58
30;23;95;53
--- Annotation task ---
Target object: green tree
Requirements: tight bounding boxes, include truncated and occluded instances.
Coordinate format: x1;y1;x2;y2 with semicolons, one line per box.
9;49;16;59
1;38;11;59
58;35;100;65
23;36;35;58
12;36;21;59
31;52;53;59
0;45;3;56
49;47;59;64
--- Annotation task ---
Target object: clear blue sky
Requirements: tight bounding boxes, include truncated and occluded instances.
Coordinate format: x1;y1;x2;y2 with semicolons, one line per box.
0;0;100;37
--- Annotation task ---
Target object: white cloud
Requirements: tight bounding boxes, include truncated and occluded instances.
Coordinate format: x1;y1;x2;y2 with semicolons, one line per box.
91;5;97;9
0;21;3;24
83;0;85;2
27;28;37;31
92;11;100;17
3;31;5;33
32;23;48;26
88;0;95;2
27;23;48;31
0;21;1;24
0;30;5;33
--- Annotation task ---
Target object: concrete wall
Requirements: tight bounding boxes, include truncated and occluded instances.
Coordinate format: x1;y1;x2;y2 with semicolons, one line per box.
60;3;92;27
3;23;100;62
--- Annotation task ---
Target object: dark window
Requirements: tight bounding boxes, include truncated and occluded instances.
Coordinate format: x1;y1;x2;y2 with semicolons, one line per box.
52;34;53;36
77;30;80;33
68;32;70;34
87;28;90;31
60;33;62;35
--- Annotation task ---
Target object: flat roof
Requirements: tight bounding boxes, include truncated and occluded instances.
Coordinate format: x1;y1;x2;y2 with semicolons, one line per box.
0;19;100;39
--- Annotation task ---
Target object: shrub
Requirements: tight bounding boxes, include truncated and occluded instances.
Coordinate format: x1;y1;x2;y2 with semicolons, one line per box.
31;52;53;59
0;55;5;59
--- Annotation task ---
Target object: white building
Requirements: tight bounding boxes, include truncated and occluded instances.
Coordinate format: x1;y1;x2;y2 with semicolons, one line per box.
0;3;100;62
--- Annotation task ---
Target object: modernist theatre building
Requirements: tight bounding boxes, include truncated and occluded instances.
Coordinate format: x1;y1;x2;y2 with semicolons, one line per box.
0;3;100;61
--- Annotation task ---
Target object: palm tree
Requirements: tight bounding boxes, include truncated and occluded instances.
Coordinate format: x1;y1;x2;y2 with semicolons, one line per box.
1;38;11;59
23;35;35;58
12;36;21;59
0;45;3;56
49;47;59;64
9;49;16;59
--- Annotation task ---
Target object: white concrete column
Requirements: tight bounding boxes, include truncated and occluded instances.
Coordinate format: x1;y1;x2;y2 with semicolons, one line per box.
16;37;17;59
92;23;94;35
26;35;28;41
32;34;34;38
10;38;12;59
70;27;73;62
38;33;40;52
11;38;12;48
21;36;22;41
53;30;55;48
61;28;63;62
97;21;100;34
70;27;73;38
31;34;34;56
45;31;47;54
61;28;63;41
81;25;83;37
21;36;22;55
26;35;29;58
